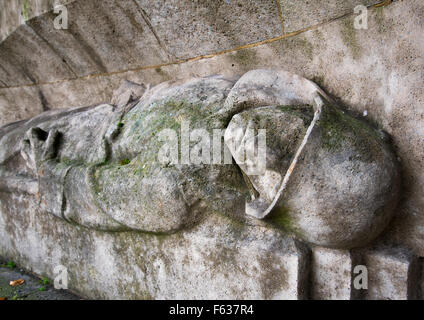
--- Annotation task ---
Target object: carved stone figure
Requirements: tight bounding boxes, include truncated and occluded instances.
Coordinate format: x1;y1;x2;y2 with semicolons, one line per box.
0;70;400;249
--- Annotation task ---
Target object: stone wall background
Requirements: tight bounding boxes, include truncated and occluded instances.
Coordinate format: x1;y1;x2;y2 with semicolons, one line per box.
0;0;423;284
0;0;75;42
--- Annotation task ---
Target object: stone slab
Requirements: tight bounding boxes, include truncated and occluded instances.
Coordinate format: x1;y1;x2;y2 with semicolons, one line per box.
0;192;310;299
311;247;353;300
2;1;421;258
363;246;420;300
0;0;75;42
136;0;283;59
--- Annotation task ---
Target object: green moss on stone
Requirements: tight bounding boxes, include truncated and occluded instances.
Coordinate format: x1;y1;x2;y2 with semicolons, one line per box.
22;0;30;21
296;38;314;60
271;37;314;61
265;205;294;232
277;105;314;125
311;75;325;89
318;99;385;163
120;158;131;166
374;6;393;34
265;205;304;238
231;50;259;68
319;105;347;151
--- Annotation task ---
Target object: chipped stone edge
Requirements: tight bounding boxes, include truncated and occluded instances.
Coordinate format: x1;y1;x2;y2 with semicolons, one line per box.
246;87;330;219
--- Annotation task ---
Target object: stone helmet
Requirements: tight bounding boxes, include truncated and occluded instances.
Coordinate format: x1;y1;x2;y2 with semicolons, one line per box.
224;70;400;249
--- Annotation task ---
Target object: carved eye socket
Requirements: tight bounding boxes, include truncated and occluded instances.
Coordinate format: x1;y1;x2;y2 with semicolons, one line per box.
32;127;49;141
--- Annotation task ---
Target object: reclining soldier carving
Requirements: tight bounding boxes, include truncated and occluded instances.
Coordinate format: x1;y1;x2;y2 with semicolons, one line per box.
0;70;400;249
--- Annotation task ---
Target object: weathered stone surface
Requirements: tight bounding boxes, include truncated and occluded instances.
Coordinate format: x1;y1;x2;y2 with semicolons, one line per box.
1;0;171;84
0;24;76;85
110;80;146;109
1;76;247;236
0;0;283;87
0;85;48;125
0;0;75;42
0;70;403;298
0;193;310;299
311;247;352;300
223;69;327;219
0;0;423;300
364;246;420;300
98;0;424;257
278;0;381;33
60;0;171;73
225;105;313;212
277;100;400;248
136;0;283;59
0;70;399;246
223;70;400;249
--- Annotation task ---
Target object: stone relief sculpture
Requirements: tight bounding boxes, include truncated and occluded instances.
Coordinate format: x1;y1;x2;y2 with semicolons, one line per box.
0;69;400;252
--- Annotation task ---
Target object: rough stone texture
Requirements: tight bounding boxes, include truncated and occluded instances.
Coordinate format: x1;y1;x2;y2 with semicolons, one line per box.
0;198;310;299
223;70;400;248
311;247;352;300
279;100;400;248
363;246;420;300
0;0;75;42
0;73;314;299
0;70;403;298
0;24;76;84
0;0;283;88
0;0;172;86
278;0;381;33
225;105;313;210
110;80;146;109
0;70;399;246
0;0;423;300
135;0;283;59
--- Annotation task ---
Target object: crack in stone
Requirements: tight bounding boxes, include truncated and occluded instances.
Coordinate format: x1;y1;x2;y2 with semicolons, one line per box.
0;0;396;90
275;0;285;35
248;96;323;219
131;0;177;61
27;24;78;79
